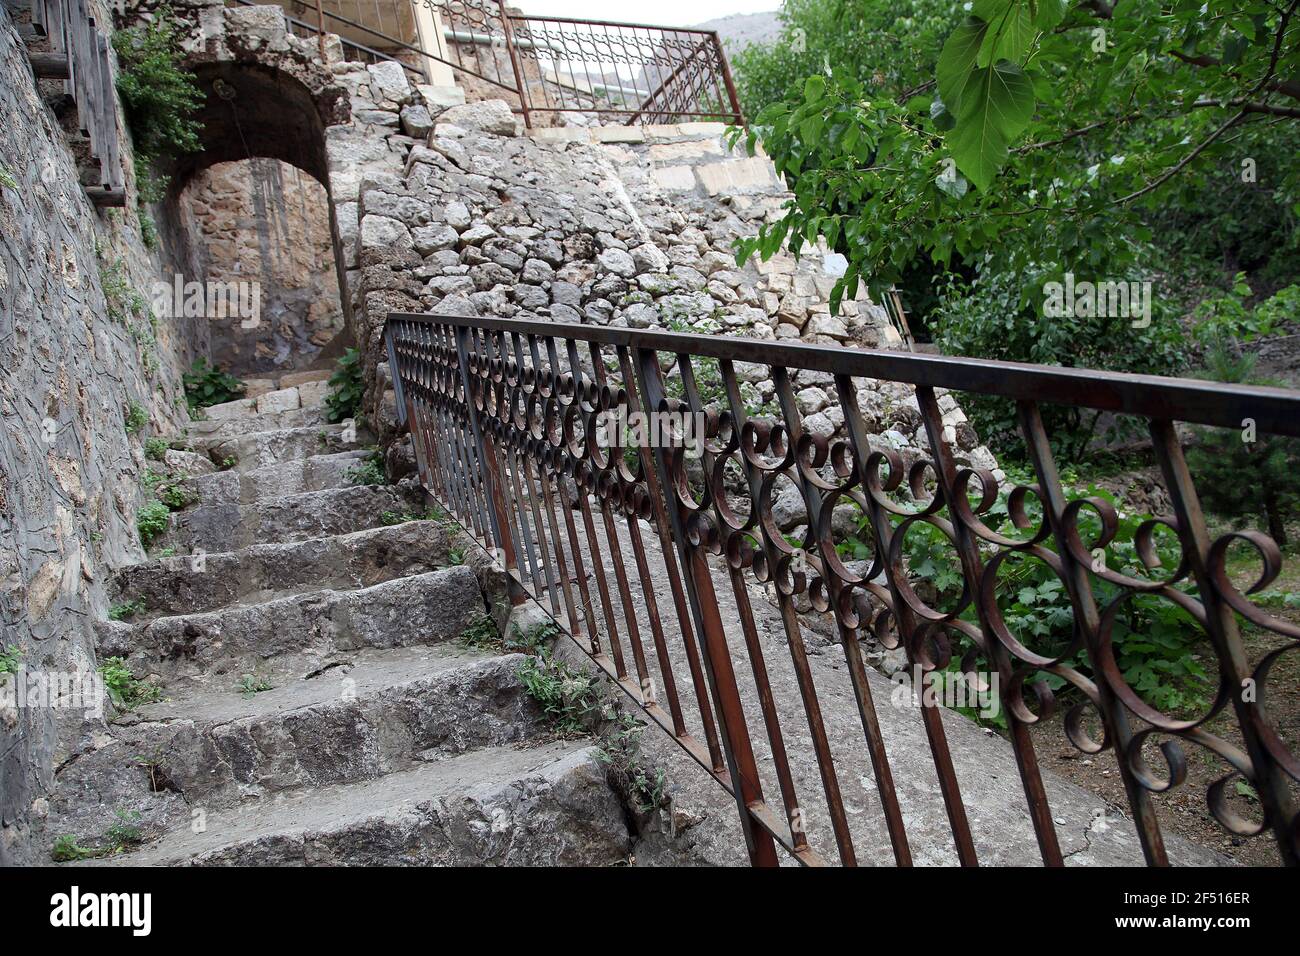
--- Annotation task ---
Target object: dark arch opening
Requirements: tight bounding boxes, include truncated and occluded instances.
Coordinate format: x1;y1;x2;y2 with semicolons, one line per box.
154;61;353;379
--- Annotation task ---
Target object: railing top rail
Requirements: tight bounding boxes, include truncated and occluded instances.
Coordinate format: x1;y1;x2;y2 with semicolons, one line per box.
387;312;1300;437
505;13;722;36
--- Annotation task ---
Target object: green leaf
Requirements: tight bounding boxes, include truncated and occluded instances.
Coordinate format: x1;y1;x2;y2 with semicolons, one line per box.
973;0;1036;67
937;18;989;112
804;74;826;103
947;61;1036;190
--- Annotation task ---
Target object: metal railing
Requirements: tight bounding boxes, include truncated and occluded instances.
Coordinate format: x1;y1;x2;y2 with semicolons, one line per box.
385;312;1300;867
236;0;743;126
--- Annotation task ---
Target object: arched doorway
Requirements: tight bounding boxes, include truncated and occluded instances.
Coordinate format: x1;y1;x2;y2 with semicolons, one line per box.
155;61;352;379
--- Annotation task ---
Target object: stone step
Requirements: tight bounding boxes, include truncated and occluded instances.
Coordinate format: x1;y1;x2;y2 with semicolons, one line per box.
188;423;365;473
95;565;485;681
113;520;460;621
153;482;427;555
179;449;376;506
73;741;628;866
59;646;551;821
185;405;332;443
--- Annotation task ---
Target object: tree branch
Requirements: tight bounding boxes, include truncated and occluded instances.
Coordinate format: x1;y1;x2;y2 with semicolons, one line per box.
1114;109;1247;206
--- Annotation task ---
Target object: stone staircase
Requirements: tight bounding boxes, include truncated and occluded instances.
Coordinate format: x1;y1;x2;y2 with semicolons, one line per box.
50;379;631;866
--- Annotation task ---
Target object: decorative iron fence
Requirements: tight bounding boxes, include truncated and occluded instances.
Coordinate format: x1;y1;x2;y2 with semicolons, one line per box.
234;0;743;126
384;314;1300;868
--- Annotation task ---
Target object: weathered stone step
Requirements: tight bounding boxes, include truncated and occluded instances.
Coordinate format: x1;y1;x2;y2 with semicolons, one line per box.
114;520;460;620
75;646;552;815
179;449;375;506
185;408;330;443
96;565;485;681
154;482;426;555
74;741;628;866
188;423;365;473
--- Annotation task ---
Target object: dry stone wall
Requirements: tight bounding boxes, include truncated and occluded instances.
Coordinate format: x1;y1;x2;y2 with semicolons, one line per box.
348;97;999;490
0;3;197;864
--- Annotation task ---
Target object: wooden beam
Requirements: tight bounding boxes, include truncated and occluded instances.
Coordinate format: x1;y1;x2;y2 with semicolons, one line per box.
84;186;126;207
29;52;70;78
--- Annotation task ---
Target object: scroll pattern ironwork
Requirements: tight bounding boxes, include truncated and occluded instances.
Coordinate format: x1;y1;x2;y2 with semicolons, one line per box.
386;312;1300;867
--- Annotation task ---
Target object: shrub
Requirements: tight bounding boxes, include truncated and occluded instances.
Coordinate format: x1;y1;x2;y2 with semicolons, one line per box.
517;653;602;737
0;644;21;676
183;358;245;410
123;401;148;435
99;656;163;710
113;10;203;205
346;454;385;486
136;500;171;547
108;600;145;622
144;437;170;461
324;348;363;424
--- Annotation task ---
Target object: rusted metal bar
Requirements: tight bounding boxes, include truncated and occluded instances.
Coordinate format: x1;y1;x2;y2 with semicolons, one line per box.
386;312;1300;868
496;2;532;128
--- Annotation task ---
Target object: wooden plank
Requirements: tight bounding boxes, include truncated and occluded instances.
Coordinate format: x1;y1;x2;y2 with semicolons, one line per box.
96;32;121;191
31;0;48;36
70;0;92;141
28;52;71;78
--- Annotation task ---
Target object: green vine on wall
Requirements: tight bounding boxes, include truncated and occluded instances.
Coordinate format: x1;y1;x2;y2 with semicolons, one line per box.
112;8;203;221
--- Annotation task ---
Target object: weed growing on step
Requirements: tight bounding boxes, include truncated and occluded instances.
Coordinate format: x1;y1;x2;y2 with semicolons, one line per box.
0;162;16;190
236;674;274;697
458;613;501;651
157;481;194;511
124;401;148;436
346;454;385;486
517;653;602;738
136;501;170;548
380;508;446;526
51;809;144;862
516;637;668;815
507;619;561;655
100;657;163;711
595;713;668;814
220;455;238;471
108;599;146;622
183;358;245;412
144;437;170;461
447;545;467;566
0;644;22;677
50;835;94;863
325;348;364;424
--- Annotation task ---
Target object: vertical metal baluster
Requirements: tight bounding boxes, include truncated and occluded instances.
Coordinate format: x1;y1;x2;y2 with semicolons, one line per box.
606;343;724;765
695;358;812;855
841;384;979;866
717;361;853;865
632;345;779;867
1148;417;1297;865
1016;400;1170;864
915;387;1063;865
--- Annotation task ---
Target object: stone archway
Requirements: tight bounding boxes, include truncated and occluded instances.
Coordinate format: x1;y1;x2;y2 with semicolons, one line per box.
158;60;351;376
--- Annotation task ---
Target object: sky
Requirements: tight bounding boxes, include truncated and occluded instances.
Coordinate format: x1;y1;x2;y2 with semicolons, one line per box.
513;1;781;26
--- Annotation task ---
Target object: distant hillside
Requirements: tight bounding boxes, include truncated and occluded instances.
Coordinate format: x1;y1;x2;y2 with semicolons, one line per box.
691;10;782;51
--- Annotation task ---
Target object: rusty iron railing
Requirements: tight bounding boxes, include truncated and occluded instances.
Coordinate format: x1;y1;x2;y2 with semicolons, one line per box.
236;0;743;126
385;312;1300;867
